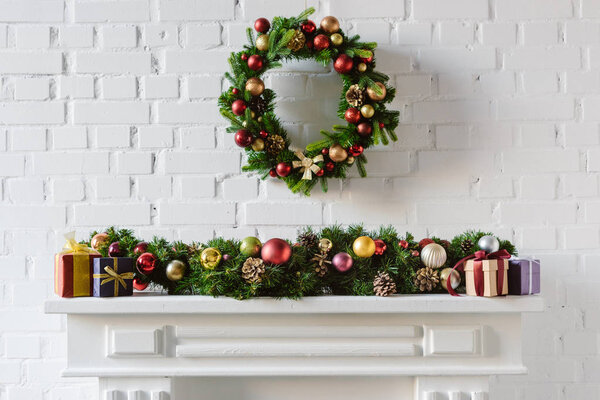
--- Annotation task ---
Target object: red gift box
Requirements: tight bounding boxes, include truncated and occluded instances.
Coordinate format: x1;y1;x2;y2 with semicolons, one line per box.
54;233;101;298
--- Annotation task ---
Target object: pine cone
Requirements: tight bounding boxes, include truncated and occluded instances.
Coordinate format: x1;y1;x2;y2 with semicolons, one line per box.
315;262;328;277
265;134;285;155
460;239;473;253
345;84;365;107
414;267;439;292
311;252;331;277
249;97;266;115
373;271;397;297
242;257;265;283
287;29;306;52
187;243;203;255
298;231;319;249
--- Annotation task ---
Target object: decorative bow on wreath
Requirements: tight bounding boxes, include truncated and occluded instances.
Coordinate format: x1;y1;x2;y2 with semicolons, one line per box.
94;264;134;296
446;249;511;297
292;151;323;180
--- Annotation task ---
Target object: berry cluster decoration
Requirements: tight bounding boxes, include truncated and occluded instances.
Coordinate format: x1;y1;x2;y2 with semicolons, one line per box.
85;226;517;300
218;8;400;195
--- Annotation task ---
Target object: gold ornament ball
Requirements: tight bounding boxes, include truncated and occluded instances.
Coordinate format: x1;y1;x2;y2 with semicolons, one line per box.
367;82;387;102
251;110;256;119
360;104;375;118
330;33;343;46
353;236;376;258
245;77;265;96
346;156;355;165
319;238;333;253
257;116;263;122
328;144;348;162
91;232;109;250
251;138;265;151
357;62;367;72
440;267;461;290
242;121;248;127
420;243;447;269
256;34;269;51
200;247;222;270
166;260;186;281
320;16;340;33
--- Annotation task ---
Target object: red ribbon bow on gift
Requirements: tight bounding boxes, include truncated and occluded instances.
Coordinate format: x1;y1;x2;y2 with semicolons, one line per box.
447;249;511;296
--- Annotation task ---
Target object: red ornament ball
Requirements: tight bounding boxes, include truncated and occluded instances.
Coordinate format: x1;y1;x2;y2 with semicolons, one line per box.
261;238;292;265
419;238;435;248
247;55;263;71
357;122;372;137
332;252;353;272
133;242;148;255
254;17;271;33
325;161;335;172
316;168;324;177
348;144;364;156
232;88;240;95
379;122;385;129
234;129;253;147
321;147;329;156
334;54;353;74
269;169;277;177
259;130;269;139
136;252;157;275
344;108;361;124
301;20;316;35
398;240;409;249
231;99;247;116
374;239;387;256
313;34;330;51
133;277;149;291
276;162;292;177
306;37;314;49
412;250;420;257
241;53;248;61
361;55;373;63
108;242;121;257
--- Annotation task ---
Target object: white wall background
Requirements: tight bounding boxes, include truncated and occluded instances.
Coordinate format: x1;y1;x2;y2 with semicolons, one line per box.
0;0;597;398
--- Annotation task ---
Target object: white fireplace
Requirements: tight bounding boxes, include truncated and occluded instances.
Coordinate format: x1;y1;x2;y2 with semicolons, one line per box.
45;294;542;400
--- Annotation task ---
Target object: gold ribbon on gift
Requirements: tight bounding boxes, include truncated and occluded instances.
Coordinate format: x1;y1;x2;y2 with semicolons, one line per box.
292;151;323;180
93;259;134;296
62;231;99;255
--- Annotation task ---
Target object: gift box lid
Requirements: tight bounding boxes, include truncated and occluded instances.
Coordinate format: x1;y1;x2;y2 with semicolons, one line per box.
464;258;508;272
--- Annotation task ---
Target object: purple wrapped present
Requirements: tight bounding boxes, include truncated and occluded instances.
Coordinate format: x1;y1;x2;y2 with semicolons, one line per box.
92;257;134;297
508;257;540;295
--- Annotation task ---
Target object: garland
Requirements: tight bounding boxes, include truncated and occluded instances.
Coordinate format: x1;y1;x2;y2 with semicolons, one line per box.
86;226;517;300
218;8;400;195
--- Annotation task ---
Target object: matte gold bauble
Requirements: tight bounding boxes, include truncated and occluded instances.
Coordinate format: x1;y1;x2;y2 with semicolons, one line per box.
330;33;343;46
319;238;333;253
166;260;186;281
353;236;376;258
328;144;348;162
420;243;447;269
367;82;386;102
91;232;109;250
320;16;340;33
200;247;222;270
440;267;461;290
346;156;355;165
257;116;263;122
360;104;375;118
251;138;265;151
251;110;256;119
245;77;265;96
357;62;367;72
256;34;269;51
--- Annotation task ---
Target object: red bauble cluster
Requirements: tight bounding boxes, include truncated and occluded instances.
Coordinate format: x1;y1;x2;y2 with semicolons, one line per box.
231;99;247;116
419;238;434;248
313;34;330;51
349;144;363;157
259;130;269;139
374;239;387;255
247;55;263;71
344;108;361;124
325;161;335;172
241;53;248;61
261;238;292;265
301;20;316;34
136;252;157;275
334;54;353;74
357;122;372;137
235;129;253;147
315;168;324;177
398;240;409;249
254;18;270;33
276;162;291;177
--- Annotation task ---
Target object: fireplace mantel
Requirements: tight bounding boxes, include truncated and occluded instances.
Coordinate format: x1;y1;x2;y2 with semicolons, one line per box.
46;294;543;400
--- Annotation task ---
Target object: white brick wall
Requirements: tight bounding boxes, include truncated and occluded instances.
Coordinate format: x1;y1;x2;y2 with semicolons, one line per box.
0;0;597;399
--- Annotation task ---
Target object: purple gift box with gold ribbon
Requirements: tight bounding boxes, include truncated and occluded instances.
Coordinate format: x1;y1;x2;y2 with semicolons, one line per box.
92;257;135;297
508;257;540;295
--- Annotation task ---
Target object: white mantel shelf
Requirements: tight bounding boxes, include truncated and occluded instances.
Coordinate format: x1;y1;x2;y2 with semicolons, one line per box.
46;294;543;400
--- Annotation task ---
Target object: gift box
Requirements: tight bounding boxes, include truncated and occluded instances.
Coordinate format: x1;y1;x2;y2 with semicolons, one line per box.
508;258;540;295
93;257;134;297
54;233;101;298
464;258;509;297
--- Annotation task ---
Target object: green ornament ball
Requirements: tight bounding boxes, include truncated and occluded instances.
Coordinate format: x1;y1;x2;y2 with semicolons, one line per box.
240;236;262;257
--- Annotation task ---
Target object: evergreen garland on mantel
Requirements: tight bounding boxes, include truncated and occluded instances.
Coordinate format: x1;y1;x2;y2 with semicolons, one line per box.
85;226;516;300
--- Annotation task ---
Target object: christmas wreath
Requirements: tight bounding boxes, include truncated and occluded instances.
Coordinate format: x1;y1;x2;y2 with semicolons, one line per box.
218;8;400;195
86;226;516;300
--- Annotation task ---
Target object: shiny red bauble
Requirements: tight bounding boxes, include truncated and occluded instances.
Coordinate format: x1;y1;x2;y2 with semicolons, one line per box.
379;122;385;128
419;238;435;248
261;238;292;265
325;161;335;172
231;99;247;116
133;242;148;255
241;53;248;61
108;242;121;257
232;88;240;95
349;144;364;156
306;37;314;49
136;252;157;275
313;34;330;51
247;55;263;71
276;162;292;177
133;277;149;291
269;169;277;177
374;239;387;256
234;129;253;147
321;148;329;155
254;17;270;33
398;240;409;249
361;55;373;63
315;168;324;177
300;20;316;35
357;122;372;136
334;54;353;74
344;107;361;124
259;130;269;139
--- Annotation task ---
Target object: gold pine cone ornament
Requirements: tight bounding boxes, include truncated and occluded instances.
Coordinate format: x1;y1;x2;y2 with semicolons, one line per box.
287;29;306;52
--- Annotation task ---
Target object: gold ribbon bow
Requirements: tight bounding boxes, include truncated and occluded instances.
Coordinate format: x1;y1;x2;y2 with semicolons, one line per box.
62;231;99;254
93;259;134;296
292;151;323;180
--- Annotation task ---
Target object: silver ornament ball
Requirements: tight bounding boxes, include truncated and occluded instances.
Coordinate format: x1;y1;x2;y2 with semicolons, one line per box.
166;260;187;281
440;268;461;290
477;235;499;253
